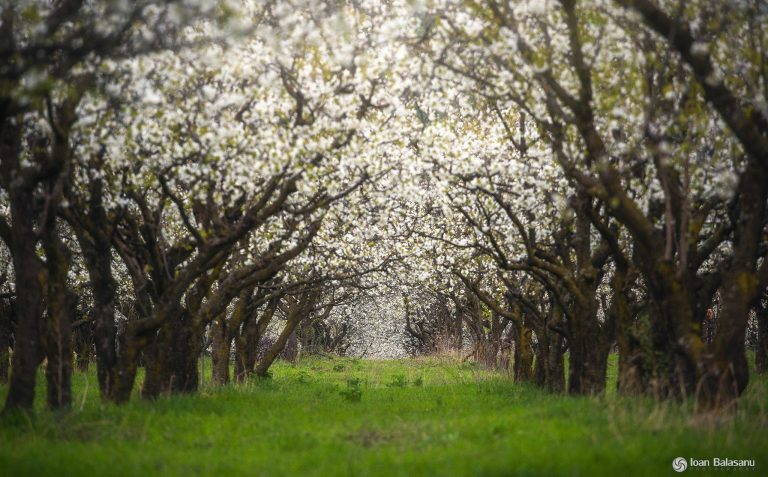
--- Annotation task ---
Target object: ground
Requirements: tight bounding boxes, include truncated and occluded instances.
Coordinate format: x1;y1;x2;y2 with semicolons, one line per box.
0;356;766;476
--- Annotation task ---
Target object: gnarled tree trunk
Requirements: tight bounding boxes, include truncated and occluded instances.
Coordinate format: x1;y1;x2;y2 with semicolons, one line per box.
567;313;610;395
254;294;314;377
255;316;301;377
699;161;767;407
235;299;277;382
3;184;45;412
211;313;231;386
142;309;200;398
533;301;566;393
42;228;75;409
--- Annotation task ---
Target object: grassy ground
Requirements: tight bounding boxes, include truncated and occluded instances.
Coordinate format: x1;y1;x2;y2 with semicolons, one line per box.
0;355;766;477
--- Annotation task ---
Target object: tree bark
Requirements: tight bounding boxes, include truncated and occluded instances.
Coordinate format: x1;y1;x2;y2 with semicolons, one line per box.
254;295;312;377
79;228;117;397
109;331;144;404
0;299;12;384
512;311;534;383
212;290;254;385
65;167;121;400
534;331;551;389
211;313;231;385
547;333;566;393
567;313;610;395
282;328;299;363
42;228;75;409
3;184;45;412
142;308;200;398
235;299;276;382
700;161;768;407
534;301;566;393
756;302;768;374
254;315;302;377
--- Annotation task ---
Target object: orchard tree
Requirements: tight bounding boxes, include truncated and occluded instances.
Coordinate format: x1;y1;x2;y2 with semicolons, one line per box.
61;0;424;401
0;0;240;412
423;0;767;406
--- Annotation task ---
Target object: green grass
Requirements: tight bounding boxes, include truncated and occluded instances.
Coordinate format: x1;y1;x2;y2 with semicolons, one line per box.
1;355;766;476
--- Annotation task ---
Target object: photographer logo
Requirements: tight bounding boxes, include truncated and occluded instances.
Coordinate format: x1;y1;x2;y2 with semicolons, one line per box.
672;457;688;473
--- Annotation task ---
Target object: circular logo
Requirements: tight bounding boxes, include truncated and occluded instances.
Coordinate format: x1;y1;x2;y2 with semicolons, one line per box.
672;457;688;472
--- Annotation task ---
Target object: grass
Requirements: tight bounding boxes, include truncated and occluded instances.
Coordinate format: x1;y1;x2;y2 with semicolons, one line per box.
0;355;766;476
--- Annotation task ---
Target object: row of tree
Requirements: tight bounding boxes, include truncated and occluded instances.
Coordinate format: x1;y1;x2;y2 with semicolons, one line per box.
399;0;768;408
0;0;404;412
0;0;765;413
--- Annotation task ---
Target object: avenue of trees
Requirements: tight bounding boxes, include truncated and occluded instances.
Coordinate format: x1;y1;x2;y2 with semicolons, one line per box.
0;0;766;414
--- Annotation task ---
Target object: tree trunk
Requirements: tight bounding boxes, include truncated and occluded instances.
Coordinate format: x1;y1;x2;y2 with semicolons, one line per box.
512;313;534;383
3;184;45;412
567;312;610;395
282;328;299;363
212;291;252;385
640;260;701;399
235;299;277;382
80;231;117;398
211;314;230;385
69;173;120;400
0;299;12;384
612;266;647;395
254;298;307;377
534;332;549;389
533;303;565;393
109;332;143;404
122;266;221;401
616;323;648;395
142;309;199;398
566;194;610;395
42;229;75;409
699;162;767;407
547;333;566;393
234;319;256;382
167;320;200;394
73;324;91;372
756;302;768;374
140;332;164;399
